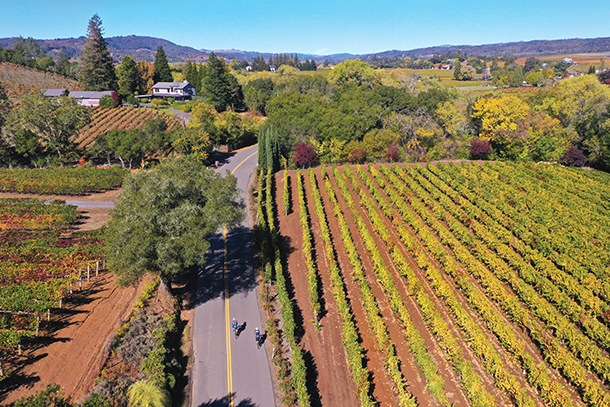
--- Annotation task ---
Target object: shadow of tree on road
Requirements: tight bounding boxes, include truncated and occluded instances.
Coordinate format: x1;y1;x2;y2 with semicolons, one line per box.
211;152;237;167
196;393;259;407
195;226;259;307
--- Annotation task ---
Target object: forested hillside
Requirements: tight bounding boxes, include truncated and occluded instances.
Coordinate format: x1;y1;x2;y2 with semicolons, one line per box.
2;35;609;63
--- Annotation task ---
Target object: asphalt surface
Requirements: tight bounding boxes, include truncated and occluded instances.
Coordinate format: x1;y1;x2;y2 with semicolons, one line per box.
191;145;276;407
65;200;115;209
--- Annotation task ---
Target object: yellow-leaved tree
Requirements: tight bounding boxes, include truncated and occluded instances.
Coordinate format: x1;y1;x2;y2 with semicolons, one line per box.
471;94;569;161
471;95;530;142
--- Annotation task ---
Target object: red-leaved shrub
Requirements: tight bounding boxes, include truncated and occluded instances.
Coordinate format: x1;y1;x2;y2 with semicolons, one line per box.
470;138;492;160
293;142;317;168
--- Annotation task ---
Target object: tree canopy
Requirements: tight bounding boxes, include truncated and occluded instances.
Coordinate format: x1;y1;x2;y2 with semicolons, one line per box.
201;52;244;112
80;14;118;91
117;55;138;97
105;156;244;287
153;45;173;83
6;91;90;166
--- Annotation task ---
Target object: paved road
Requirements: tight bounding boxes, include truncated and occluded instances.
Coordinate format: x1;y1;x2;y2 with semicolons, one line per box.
65;200;115;209
192;145;276;407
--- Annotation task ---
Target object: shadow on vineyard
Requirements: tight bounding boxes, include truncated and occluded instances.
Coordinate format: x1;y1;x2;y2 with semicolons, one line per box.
0;364;41;403
302;349;322;407
275;231;307;340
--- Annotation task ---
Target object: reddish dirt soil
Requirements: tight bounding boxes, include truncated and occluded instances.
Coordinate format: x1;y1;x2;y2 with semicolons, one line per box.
0;189;148;405
1;273;146;405
274;172;361;406
274;165;577;407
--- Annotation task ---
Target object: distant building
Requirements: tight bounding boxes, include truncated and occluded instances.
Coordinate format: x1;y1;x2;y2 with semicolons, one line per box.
269;65;276;72
150;80;196;101
43;89;68;97
564;70;582;78
68;91;115;106
135;80;195;102
43;89;114;106
482;67;491;80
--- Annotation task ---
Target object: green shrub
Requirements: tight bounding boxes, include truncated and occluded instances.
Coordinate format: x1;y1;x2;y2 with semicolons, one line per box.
99;94;118;108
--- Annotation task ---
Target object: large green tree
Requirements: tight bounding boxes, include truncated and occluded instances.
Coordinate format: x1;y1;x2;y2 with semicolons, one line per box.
105;156;244;289
0;81;15;166
117;55;138;97
153;45;173;83
80;14;118;91
7;91;90;166
201;52;241;112
329;59;380;88
244;78;274;114
56;50;73;78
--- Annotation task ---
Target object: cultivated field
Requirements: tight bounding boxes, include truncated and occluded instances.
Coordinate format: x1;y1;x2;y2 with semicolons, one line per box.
0;170;148;404
75;106;183;149
267;161;610;407
0;169;126;377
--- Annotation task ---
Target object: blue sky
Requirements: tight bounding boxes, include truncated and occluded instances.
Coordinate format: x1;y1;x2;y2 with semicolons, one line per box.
1;0;609;55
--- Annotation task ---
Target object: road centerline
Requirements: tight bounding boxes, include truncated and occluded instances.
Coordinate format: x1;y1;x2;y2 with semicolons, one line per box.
224;146;258;407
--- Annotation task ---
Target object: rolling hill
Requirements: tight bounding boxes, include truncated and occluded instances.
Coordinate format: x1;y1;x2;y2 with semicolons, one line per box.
2;35;610;64
0;62;80;98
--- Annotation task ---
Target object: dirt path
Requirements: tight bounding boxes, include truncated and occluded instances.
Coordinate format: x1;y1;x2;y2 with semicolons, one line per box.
1;271;147;405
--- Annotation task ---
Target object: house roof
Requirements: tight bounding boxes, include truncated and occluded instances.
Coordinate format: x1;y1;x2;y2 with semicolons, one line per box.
152;81;195;90
43;89;68;97
68;91;114;100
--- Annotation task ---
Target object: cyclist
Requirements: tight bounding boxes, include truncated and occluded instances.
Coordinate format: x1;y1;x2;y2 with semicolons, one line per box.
232;318;238;337
254;327;261;346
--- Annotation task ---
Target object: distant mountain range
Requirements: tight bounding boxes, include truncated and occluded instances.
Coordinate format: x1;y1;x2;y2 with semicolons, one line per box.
1;35;610;64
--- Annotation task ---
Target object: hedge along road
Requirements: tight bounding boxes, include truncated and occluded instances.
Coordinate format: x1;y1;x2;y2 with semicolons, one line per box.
191;144;276;407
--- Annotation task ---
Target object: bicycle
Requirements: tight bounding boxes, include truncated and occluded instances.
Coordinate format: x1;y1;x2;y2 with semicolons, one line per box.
254;327;261;348
232;318;238;338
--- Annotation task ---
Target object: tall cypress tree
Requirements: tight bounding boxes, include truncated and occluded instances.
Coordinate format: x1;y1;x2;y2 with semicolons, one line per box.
80;14;118;91
258;129;267;170
153;45;173;83
257;127;280;173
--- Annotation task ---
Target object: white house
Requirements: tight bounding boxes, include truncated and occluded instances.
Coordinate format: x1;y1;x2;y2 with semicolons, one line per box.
149;80;196;101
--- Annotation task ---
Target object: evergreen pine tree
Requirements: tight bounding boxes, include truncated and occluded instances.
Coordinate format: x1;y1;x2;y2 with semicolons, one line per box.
80;14;118;91
201;52;232;112
266;133;273;172
153;45;173;83
184;61;197;87
56;50;71;78
258;127;280;173
117;55;138;97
